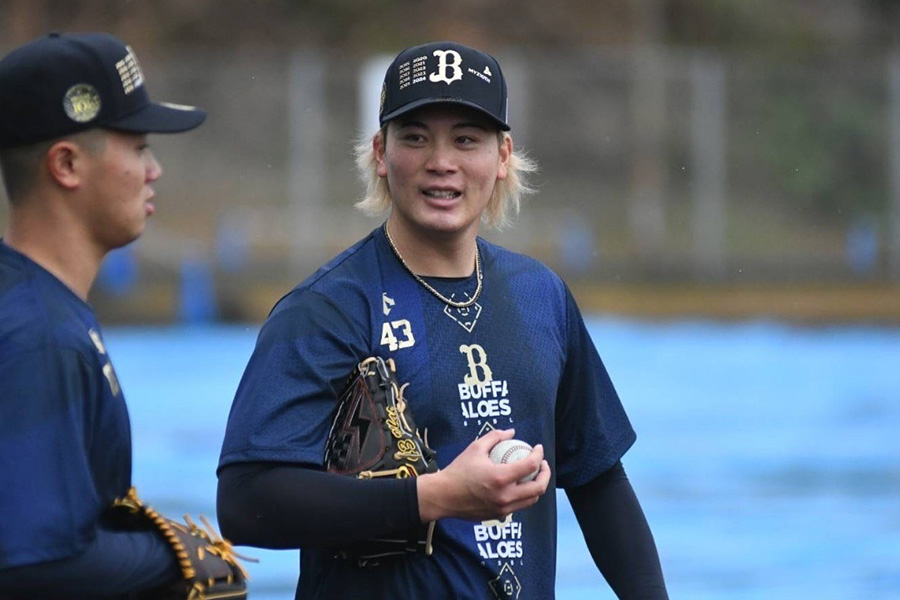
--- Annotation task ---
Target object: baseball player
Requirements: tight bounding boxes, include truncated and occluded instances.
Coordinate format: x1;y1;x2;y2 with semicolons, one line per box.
0;33;244;598
218;41;668;598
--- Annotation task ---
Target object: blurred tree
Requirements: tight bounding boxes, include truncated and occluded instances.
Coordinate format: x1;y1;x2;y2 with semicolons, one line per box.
1;0;894;52
749;67;886;223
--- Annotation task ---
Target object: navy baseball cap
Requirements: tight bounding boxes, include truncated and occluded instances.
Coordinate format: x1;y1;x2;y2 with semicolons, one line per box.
379;41;510;131
0;32;206;149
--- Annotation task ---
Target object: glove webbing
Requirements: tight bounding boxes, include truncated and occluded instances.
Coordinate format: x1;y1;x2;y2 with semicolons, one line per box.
111;488;252;583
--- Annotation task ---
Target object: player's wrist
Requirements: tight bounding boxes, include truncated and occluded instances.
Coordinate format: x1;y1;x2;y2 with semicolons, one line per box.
416;471;448;523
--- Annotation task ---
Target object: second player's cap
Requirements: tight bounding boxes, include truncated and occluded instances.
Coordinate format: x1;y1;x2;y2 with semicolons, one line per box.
379;41;510;131
0;32;206;148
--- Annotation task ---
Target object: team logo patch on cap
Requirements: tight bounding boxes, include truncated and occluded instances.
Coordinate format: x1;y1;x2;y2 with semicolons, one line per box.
63;84;101;123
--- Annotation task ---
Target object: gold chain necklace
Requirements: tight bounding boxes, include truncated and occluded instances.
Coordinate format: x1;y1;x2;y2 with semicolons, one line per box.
383;222;483;309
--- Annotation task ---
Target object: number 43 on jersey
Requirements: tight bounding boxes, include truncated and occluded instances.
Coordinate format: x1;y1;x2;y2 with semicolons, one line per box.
381;319;415;351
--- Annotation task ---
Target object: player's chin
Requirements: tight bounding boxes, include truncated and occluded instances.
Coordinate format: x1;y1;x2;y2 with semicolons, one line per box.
113;221;147;248
416;210;476;236
106;234;141;252
133;215;150;235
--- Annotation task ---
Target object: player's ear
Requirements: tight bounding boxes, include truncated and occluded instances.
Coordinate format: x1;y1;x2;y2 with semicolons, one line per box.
374;129;388;178
46;140;85;190
496;132;512;181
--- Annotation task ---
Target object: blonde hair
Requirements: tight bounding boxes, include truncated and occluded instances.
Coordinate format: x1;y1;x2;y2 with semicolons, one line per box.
354;126;537;230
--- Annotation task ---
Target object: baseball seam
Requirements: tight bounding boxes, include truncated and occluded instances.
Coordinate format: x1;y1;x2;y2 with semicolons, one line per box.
500;444;530;464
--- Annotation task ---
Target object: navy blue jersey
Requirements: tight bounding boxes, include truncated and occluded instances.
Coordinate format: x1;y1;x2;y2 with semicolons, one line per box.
219;226;636;599
0;242;132;569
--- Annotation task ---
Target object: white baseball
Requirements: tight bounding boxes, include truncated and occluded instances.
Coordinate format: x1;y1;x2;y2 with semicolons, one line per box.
489;439;539;483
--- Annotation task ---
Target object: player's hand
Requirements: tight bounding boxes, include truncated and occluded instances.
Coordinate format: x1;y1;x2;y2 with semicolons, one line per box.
416;429;551;523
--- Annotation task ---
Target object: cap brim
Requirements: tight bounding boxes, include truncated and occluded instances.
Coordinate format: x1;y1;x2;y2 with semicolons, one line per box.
106;101;207;134
381;98;510;131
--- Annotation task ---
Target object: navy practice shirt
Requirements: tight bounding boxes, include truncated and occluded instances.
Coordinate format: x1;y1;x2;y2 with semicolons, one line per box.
219;226;636;599
0;242;132;569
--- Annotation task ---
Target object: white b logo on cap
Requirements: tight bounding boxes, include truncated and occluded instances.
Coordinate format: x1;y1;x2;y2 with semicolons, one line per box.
429;50;463;85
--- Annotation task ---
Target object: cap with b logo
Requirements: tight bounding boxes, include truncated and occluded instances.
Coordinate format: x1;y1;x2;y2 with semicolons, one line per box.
0;32;206;149
379;41;510;131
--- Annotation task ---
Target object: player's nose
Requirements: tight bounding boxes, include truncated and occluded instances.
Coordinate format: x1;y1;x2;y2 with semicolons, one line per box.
424;141;457;173
145;151;162;182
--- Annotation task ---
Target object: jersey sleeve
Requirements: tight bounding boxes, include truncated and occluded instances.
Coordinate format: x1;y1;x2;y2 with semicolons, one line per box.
0;346;106;568
0;528;179;597
553;287;636;489
218;289;369;469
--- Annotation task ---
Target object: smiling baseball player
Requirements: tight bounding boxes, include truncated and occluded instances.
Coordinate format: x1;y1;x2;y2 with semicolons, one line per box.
217;41;668;599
